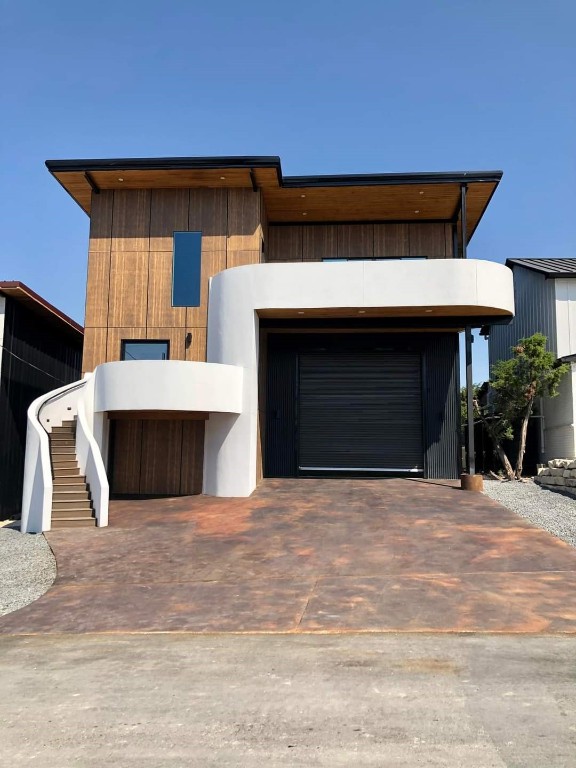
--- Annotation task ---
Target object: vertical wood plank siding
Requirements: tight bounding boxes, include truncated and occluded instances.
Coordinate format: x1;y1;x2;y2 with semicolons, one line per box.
83;188;264;373
266;222;453;261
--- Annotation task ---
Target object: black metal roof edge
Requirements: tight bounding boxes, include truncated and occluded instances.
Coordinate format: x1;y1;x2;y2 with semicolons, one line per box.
45;156;502;188
505;258;576;278
282;170;503;188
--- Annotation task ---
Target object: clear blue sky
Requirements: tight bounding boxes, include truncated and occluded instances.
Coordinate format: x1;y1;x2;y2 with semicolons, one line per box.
1;0;575;381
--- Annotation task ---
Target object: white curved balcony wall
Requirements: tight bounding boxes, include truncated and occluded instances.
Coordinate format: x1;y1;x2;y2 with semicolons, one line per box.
204;259;514;497
93;360;243;414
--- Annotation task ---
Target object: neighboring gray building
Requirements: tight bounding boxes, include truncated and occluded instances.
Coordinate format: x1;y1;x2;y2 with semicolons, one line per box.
489;258;576;460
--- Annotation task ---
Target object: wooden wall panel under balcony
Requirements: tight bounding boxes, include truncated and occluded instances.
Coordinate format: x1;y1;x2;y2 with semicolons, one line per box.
444;223;454;257
111;189;151;251
373;223;410;258
180;420;205;495
189;189;227;252
409;223;447;258
149;189;190;251
82;328;108;373
226;250;261;269
227;189;262;251
186;250;226;327
337;225;374;259
147;252;187;328
185;327;207;362
139;420;183;495
267;226;303;262
111;420;143;494
84;250;111;327
88;191;114;251
302;225;338;261
108;251;148;327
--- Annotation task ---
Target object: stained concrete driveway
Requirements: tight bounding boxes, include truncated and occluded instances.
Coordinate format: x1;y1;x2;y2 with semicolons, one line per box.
2;633;576;766
2;478;576;634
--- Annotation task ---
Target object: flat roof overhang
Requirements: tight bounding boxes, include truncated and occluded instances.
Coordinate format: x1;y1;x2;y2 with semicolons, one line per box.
45;156;502;242
0;280;83;340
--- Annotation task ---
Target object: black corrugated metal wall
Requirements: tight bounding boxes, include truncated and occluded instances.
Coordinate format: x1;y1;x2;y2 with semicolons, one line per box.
264;332;460;480
0;299;82;519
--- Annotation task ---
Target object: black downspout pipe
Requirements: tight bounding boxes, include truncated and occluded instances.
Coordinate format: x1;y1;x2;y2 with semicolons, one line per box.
461;183;476;475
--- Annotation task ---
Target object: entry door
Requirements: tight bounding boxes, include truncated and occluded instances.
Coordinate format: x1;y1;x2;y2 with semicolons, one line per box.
298;351;423;474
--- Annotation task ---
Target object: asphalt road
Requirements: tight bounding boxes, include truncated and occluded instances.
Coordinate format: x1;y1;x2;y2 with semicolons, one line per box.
2;632;576;766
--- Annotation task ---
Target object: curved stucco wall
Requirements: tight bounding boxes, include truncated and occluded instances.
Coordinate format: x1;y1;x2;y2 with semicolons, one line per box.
204;259;514;496
93;360;243;414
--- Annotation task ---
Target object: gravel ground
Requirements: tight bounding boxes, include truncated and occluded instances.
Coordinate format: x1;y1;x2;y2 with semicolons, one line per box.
0;525;56;616
483;478;576;548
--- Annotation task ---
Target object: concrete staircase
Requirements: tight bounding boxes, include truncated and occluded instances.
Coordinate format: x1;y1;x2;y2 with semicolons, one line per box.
50;419;96;528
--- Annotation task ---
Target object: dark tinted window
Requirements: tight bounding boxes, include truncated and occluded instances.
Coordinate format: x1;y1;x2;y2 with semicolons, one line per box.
122;341;169;361
173;231;202;307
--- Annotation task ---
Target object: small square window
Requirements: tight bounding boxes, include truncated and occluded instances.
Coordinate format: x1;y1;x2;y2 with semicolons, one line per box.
121;340;169;361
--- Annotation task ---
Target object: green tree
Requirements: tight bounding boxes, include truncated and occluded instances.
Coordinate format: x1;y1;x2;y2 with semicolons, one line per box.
490;333;569;479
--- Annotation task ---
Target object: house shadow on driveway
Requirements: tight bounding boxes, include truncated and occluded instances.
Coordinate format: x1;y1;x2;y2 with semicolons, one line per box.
2;478;576;635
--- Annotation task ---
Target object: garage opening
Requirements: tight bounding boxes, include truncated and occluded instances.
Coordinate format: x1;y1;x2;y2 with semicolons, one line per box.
264;334;425;478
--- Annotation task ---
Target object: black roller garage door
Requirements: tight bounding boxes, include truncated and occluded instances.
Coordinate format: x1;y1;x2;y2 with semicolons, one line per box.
298;351;423;475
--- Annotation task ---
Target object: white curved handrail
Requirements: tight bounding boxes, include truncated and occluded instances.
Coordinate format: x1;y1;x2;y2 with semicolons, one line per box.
21;378;87;533
77;398;109;527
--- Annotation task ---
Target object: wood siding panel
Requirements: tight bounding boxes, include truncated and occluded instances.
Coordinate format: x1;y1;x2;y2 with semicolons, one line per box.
149;189;189;251
84;250;111;327
186;250;226;327
302;225;338;261
111;190;151;251
267;227;303;262
373;223;410;258
82;328;108;373
189;189;227;252
139;420;183;495
89;191;114;251
226;250;261;269
337;225;374;259
409;223;447;259
111;420;143;494
108;251;148;327
444;223;454;257
227;189;262;251
180;421;205;494
106;327;141;362
146;328;186;361
185;327;207;362
147;251;186;328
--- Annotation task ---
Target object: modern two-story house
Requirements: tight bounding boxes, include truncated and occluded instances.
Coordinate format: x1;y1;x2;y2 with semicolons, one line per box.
489;258;576;461
21;156;514;532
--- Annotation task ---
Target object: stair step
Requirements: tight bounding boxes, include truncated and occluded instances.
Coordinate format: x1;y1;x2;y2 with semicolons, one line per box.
53;479;87;488
53;490;91;502
52;507;93;519
50;437;75;445
51;428;75;435
52;499;93;512
51;517;96;529
50;446;76;455
53;469;81;478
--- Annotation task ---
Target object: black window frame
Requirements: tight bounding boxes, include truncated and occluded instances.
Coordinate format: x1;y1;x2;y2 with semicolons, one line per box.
121;339;170;361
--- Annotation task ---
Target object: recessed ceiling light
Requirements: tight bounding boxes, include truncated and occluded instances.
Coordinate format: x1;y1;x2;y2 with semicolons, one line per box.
358;310;366;314
220;176;226;180
414;210;420;214
419;191;424;195
118;178;124;182
297;311;305;315
300;194;306;198
425;309;433;313
302;212;307;216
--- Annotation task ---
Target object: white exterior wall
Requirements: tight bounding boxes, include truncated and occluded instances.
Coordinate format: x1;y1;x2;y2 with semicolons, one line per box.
542;362;576;461
554;279;576;359
205;259;514;496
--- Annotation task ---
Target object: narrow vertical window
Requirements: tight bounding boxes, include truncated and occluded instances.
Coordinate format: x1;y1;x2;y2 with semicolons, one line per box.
172;232;202;307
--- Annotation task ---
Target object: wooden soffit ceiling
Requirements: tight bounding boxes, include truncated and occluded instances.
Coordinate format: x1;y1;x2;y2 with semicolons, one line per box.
46;157;502;242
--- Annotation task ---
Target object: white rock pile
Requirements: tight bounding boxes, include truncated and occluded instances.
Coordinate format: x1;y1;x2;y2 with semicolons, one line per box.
535;459;576;495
